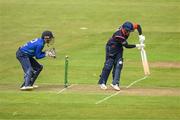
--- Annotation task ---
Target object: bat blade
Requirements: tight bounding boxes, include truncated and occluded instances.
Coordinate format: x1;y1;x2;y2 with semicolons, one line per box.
141;48;150;75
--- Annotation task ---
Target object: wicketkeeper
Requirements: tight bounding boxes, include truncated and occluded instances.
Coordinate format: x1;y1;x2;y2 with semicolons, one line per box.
98;21;145;91
16;31;56;90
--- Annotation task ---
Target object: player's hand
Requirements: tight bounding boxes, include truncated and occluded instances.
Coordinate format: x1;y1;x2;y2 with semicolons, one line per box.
45;50;54;57
139;35;145;43
45;48;56;58
136;44;145;49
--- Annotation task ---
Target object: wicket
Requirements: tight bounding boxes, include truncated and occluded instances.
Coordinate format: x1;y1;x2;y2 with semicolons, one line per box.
64;56;69;88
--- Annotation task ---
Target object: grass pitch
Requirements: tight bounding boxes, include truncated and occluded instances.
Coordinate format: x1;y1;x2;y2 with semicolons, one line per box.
0;0;180;119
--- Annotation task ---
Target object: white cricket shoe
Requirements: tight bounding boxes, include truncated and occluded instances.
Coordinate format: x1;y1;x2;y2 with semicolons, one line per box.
99;84;107;90
110;84;120;91
20;86;33;90
32;85;39;88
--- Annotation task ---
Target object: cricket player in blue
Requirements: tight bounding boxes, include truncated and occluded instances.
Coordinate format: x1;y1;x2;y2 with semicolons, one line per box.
98;21;145;91
16;31;56;90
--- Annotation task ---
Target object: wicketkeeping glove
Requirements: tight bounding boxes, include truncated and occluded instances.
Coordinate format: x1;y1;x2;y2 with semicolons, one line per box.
45;48;56;58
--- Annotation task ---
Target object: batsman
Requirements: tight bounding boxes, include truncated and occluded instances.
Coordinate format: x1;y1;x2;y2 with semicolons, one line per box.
16;31;56;90
98;21;145;91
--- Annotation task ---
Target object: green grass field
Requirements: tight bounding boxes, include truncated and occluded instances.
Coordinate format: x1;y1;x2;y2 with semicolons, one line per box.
0;0;180;119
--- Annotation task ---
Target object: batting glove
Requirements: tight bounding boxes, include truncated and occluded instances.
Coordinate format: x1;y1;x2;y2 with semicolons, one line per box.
139;35;145;43
136;44;145;49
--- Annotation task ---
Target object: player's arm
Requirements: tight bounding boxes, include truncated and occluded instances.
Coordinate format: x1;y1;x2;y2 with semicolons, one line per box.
35;45;46;59
133;23;142;35
122;41;136;48
123;41;145;49
134;23;145;43
115;35;144;49
114;36;136;48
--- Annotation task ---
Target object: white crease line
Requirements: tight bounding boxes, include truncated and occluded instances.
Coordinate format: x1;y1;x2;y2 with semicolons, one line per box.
95;76;149;104
95;91;121;104
126;76;148;88
57;84;77;94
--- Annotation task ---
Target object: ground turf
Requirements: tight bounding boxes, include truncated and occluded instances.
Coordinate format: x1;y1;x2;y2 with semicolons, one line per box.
0;0;180;119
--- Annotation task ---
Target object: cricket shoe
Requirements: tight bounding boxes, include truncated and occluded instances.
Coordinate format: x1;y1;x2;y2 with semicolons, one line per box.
99;84;107;90
32;85;39;88
20;86;33;91
110;84;120;91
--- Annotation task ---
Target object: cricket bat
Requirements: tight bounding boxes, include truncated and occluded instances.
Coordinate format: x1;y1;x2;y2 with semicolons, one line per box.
140;47;150;75
139;39;150;75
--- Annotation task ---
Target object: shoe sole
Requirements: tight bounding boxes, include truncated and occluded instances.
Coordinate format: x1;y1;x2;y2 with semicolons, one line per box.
20;89;33;91
99;85;107;90
20;87;34;91
110;84;120;91
33;86;39;89
100;87;107;90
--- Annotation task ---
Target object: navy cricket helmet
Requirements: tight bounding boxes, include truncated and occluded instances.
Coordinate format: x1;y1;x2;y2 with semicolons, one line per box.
122;21;134;32
41;30;54;39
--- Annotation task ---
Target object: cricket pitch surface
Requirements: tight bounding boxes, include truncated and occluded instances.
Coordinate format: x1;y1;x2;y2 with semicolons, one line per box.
1;84;180;96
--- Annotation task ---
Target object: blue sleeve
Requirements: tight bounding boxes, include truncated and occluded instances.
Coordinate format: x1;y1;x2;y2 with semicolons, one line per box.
35;45;46;59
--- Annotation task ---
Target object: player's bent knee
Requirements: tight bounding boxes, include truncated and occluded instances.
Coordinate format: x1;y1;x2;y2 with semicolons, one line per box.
26;68;34;77
39;65;43;71
116;58;123;69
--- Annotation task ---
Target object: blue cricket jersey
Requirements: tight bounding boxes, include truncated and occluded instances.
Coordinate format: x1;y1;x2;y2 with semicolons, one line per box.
20;38;46;59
